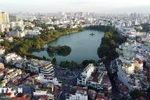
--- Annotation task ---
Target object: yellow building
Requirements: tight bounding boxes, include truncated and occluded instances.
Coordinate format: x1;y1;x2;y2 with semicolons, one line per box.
0;11;9;24
0;11;3;24
1;12;9;24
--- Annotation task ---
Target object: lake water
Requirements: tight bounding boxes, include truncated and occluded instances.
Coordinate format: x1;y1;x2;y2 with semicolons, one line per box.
32;30;105;64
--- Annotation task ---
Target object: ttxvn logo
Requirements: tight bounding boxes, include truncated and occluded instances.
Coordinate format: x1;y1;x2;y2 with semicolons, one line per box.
0;88;23;93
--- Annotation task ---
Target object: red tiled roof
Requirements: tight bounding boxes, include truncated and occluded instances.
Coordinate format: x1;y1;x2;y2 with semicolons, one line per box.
103;85;109;89
76;86;83;90
120;85;128;91
11;97;30;100
139;97;146;100
6;91;12;96
137;60;143;64
97;94;104;99
55;89;60;95
135;98;140;100
55;85;61;95
92;72;100;82
39;95;49;100
22;94;27;98
14;79;19;83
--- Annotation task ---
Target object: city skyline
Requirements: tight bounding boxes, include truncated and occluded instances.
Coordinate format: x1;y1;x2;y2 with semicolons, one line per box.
0;0;150;13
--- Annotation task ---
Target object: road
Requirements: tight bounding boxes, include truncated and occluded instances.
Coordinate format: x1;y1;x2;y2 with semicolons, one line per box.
54;66;82;100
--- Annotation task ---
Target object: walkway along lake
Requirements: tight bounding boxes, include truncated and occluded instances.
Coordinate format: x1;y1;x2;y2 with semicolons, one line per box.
32;30;105;64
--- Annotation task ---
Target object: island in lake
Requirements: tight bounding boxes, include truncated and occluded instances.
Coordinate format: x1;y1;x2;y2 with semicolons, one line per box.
47;45;71;57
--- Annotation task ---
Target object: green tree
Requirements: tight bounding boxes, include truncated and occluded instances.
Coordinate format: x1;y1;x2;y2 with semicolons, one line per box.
130;90;145;100
52;58;57;65
43;56;46;60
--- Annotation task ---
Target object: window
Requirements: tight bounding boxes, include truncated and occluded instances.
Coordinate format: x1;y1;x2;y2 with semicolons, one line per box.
76;96;80;100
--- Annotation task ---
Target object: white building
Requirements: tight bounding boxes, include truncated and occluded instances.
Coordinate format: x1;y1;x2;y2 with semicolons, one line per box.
25;30;41;36
8;31;25;37
35;74;61;86
32;27;42;31
66;86;88;100
15;59;55;77
77;64;95;85
0;46;5;55
4;53;22;64
117;56;143;91
48;26;55;30
33;90;54;99
0;24;5;32
4;36;13;42
10;20;24;29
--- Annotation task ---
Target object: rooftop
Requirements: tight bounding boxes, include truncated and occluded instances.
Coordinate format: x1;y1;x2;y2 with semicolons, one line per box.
92;72;100;82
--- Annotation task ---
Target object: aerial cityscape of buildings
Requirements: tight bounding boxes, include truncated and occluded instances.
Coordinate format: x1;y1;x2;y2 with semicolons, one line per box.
0;6;150;100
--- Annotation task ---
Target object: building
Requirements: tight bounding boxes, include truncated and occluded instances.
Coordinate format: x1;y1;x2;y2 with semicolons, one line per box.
66;86;88;100
38;60;54;76
88;89;96;100
117;56;143;91
88;71;112;92
25;30;41;36
77;64;95;85
22;60;54;76
96;93;108;100
0;46;5;55
8;31;25;37
0;11;3;24
4;36;13;42
0;24;5;32
33;90;54;99
35;74;61;86
11;97;30;100
9;15;18;22
1;12;9;24
4;53;22;64
0;63;4;69
10;20;24;29
0;11;9;24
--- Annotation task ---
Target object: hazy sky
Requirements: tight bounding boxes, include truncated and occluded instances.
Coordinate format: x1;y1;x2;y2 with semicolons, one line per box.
0;0;150;13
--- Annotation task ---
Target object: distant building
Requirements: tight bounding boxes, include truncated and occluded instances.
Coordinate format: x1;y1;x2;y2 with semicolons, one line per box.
8;31;25;37
0;11;9;24
1;12;9;24
10;20;24;29
9;15;18;22
25;30;41;36
0;11;3;24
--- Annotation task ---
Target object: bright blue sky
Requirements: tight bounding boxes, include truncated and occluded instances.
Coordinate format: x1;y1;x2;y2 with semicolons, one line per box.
0;0;150;13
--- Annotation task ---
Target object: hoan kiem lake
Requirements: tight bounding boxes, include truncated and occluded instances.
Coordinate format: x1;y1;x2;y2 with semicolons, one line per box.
32;30;104;64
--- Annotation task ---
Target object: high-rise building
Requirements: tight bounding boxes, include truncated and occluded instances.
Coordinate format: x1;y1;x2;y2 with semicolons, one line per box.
9;15;18;22
0;11;3;24
1;12;9;24
0;11;9;24
79;12;85;17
